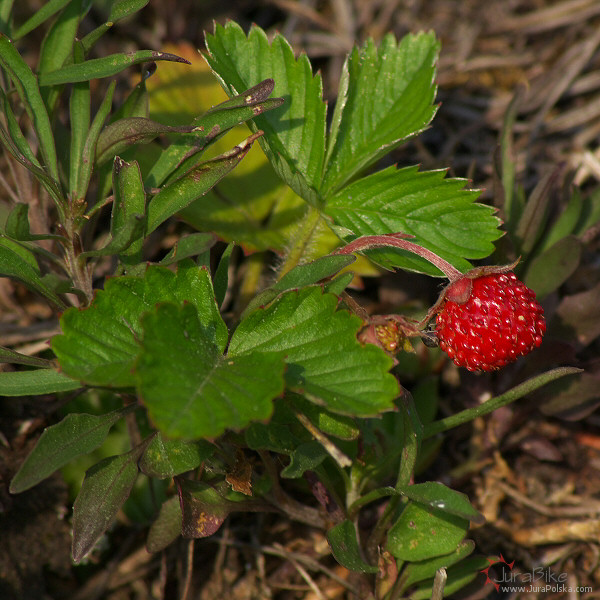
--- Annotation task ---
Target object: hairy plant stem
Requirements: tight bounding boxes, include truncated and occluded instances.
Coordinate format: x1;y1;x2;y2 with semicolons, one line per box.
62;234;92;304
334;233;463;281
276;205;321;280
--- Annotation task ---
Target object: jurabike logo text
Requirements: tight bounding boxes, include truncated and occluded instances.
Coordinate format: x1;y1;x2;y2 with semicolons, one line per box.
480;556;592;594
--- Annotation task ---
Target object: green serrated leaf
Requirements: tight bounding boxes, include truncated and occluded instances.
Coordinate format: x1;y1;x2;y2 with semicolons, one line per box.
10;406;134;493
229;287;399;416
146;495;182;552
327;520;378;574
322;32;439;195
52;262;227;387
387;501;469;561
0;368;81;396
398;482;483;523
137;302;285;439
139;433;214;479
38;50;190;86
146;132;261;235
205;22;326;206
72;445;143;563
325;166;501;275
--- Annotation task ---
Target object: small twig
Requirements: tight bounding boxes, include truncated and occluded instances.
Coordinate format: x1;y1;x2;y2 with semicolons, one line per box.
497;481;600;518
293;409;352;468
431;568;447;600
286;552;327;600
333;233;463;281
208;537;363;596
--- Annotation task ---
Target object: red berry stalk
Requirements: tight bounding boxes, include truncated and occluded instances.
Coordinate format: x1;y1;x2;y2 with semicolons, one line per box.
334;234;546;372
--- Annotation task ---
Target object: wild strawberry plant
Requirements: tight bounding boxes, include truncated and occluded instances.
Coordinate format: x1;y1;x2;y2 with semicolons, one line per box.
1;3;583;598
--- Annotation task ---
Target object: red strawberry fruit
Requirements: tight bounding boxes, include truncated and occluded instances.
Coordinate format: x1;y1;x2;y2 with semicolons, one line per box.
434;271;546;372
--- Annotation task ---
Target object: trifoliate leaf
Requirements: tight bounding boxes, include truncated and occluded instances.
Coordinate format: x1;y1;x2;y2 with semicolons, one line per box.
322;32;439;195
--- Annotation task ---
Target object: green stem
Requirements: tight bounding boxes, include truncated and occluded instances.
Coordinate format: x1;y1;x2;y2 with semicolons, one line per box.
276;205;321;280
347;486;398;520
423;367;582;440
366;494;402;565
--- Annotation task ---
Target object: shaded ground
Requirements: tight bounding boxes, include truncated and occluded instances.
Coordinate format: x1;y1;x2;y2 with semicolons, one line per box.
2;0;600;598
